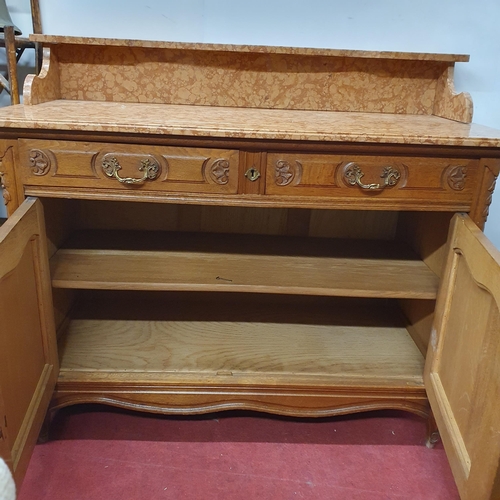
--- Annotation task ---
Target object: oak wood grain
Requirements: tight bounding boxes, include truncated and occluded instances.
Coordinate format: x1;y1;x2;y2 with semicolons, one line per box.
77;201;398;239
0;141;21;218
396;211;453;277
425;215;500;500
469;158;500;229
0;372;13;473
49;390;431;419
49;230;439;299
266;153;478;208
399;299;435;356
0;199;57;487
54;292;430;419
17;139;240;196
2;37;500;497
58;293;424;388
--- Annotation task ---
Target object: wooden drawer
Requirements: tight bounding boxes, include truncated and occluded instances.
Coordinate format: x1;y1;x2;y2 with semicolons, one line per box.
17;140;239;196
266;153;479;208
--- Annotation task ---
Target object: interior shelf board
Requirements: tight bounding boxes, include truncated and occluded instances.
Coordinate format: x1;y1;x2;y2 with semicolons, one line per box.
57;293;425;388
50;231;439;299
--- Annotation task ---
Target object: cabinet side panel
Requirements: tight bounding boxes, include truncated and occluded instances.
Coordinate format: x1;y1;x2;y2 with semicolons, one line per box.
395;212;451;354
396;212;452;277
41;198;81;259
432;66;473;123
40;198;81;335
398;299;435;356
23;47;61;106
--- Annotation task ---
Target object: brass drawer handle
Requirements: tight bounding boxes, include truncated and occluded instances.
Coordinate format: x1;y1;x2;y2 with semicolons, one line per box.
344;162;401;190
102;156;160;185
245;167;261;182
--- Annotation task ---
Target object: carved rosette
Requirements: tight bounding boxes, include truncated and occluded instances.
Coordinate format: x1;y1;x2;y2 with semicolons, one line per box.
274;160;302;186
29;149;51;176
446;165;467;191
208;159;230;185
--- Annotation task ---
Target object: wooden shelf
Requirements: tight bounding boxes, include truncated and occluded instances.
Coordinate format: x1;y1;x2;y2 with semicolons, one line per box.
49;230;439;299
58;293;425;388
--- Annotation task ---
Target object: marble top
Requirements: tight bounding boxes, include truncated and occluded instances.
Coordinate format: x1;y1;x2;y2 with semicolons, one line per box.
29;35;470;63
0;100;499;147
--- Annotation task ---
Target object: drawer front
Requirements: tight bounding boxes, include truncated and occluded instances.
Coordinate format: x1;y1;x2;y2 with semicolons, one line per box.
18;140;239;195
266;153;479;206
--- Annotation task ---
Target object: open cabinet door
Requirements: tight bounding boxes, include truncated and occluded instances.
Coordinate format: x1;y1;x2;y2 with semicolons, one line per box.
425;214;500;500
0;198;58;488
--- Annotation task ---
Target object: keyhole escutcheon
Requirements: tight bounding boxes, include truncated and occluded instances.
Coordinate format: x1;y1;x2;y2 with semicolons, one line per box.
244;167;261;182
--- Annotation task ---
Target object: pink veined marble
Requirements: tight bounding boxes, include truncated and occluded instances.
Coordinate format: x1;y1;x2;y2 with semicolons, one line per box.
0;101;499;147
29;34;470;62
21;36;473;124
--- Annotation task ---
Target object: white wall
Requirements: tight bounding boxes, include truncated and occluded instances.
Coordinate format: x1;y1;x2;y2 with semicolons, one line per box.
2;0;499;248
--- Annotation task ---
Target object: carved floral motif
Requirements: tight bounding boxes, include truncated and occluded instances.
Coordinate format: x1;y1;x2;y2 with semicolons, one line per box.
0;168;11;206
482;174;498;221
274;160;302;186
275;160;294;186
29;149;51;176
447;165;467;191
208;159;230;185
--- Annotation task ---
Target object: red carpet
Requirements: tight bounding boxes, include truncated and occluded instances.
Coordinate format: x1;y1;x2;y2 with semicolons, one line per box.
18;407;460;499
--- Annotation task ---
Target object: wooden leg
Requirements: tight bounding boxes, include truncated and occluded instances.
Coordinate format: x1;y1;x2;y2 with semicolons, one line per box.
426;412;440;448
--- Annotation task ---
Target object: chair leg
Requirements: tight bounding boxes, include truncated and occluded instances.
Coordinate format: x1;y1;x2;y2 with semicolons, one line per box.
30;0;43;74
4;25;19;105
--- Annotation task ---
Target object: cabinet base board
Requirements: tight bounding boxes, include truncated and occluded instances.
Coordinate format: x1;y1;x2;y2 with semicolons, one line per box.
49;387;429;419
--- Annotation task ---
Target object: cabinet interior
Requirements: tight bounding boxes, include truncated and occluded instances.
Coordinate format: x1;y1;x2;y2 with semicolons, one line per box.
40;198;453;392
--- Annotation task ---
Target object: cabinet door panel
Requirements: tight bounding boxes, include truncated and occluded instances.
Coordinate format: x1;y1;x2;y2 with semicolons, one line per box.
0;198;58;487
425;214;500;500
0;387;12;471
